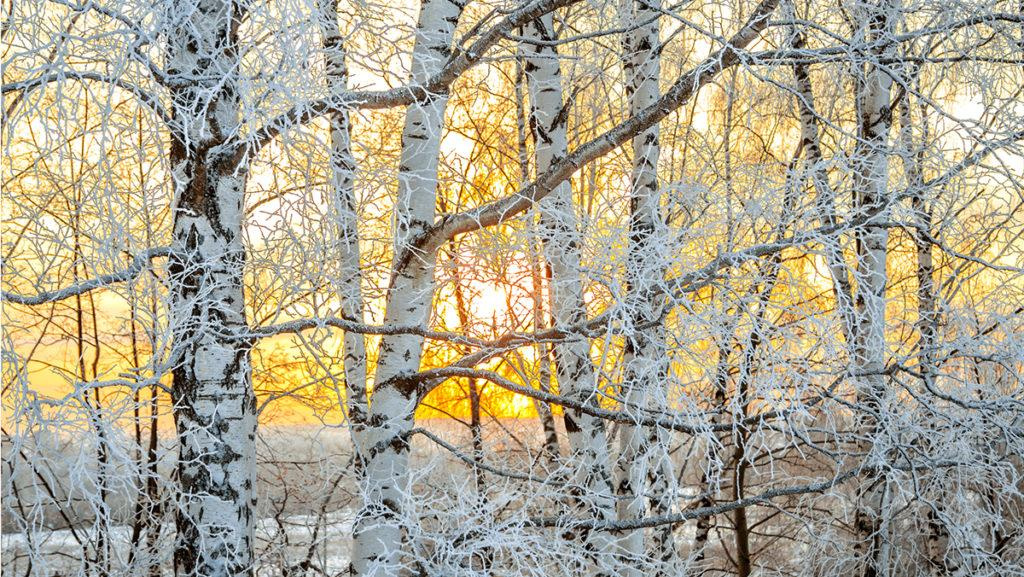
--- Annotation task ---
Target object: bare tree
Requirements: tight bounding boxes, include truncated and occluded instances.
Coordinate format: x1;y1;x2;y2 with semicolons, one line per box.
3;0;1023;576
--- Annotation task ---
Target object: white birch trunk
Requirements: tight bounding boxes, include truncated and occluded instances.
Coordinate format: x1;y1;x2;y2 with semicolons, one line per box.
315;0;369;445
521;12;618;572
790;28;857;343
165;0;256;575
612;1;680;574
349;1;463;575
518;58;562;463
850;3;900;576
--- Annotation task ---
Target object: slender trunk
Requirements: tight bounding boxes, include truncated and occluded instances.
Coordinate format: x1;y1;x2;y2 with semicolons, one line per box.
127;257;147;559
448;240;487;496
165;1;256;574
790;29;856;342
517;58;562;462
691;334;731;572
522;12;617;572
127;108;163;577
143;383;162;577
468;376;484;489
448;241;492;573
732;451;752;577
899;78;955;577
71;197;109;574
87;289;111;574
613;1;679;574
849;3;899;577
315;0;368;462
528;234;562;462
349;2;463;575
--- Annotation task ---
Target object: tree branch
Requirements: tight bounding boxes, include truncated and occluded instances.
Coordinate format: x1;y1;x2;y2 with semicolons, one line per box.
2;247;171;306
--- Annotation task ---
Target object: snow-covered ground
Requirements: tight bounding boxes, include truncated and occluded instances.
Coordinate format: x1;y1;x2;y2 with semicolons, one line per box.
2;419;560;576
2;509;357;576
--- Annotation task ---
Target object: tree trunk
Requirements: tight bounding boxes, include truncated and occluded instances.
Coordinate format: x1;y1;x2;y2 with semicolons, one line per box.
613;1;680;574
898;74;957;577
521;11;617;573
165;1;257;574
790;27;856;343
315;0;369;459
849;3;899;576
349;1;463;575
517;58;562;463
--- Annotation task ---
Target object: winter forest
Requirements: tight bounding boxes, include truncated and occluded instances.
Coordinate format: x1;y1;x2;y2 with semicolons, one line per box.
2;0;1023;575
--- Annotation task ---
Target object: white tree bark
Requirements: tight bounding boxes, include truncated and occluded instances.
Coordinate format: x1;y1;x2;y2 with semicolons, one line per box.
349;1;463;575
164;0;256;575
612;1;680;574
849;2;900;576
518;58;563;464
315;0;369;447
521;12;618;573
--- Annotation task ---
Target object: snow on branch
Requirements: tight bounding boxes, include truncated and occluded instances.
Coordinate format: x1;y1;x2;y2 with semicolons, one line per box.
1;247;172;306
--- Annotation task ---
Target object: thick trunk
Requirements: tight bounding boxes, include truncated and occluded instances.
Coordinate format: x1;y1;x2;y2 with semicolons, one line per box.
349;1;463;575
612;1;679;574
522;12;617;572
849;3;899;577
165;1;256;575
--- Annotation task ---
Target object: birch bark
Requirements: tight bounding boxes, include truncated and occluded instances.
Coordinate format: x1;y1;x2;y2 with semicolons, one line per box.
898;75;957;577
315;0;369;456
849;3;900;576
612;1;680;574
164;0;256;575
521;11;618;572
518;59;563;463
349;1;464;575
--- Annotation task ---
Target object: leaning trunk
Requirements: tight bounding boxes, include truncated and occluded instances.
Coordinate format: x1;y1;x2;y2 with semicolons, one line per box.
349;1;463;575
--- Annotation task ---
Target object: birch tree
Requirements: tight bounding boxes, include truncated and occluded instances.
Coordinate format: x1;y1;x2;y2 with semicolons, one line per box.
348;0;465;574
3;0;1024;576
